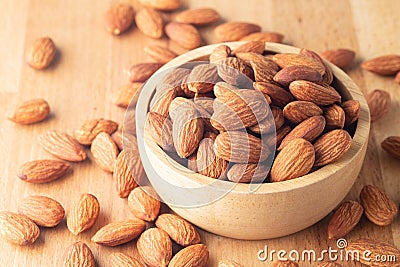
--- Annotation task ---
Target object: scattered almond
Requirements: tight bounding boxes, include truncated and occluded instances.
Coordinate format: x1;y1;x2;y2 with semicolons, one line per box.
139;0;182;11
114;149;142;198
104;3;135;35
18;159;70;183
320;48;356;69
361;54;400;75
366;89;391;122
214;21;261;41
91;132;119;172
137;228;173;267
74;118;118;145
165;22;202;49
169;244;209;267
128;186;160;222
135;7;164;39
113;83;142;108
314;129;352;166
8;98;50;125
61;241;95;267
0;211;40;246
327;200;363;239
175;8;220;25
27;37;56;70
144;45;177;63
67;193;100;235
381;136;400;159
240;32;284;43
128;62;163;83
109;252;144;267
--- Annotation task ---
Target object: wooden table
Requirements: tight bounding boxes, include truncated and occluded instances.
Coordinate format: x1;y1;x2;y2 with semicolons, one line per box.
0;0;399;266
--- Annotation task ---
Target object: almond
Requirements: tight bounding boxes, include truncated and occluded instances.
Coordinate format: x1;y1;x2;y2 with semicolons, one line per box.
40;130;87;162
345;239;400;266
165;22;202;49
92;218;146;246
18;159;70;183
187;64;219;93
214;21;261;42
169;244;209;267
105;3;135;35
197;137;229;179
279;115;325;150
249;106;284;134
62;241;95;267
135;7;163;39
155;213;201;246
240;32;284;43
341;100;360;126
137;228;173;267
327;200;363;239
8;98;50;125
114;149;142;198
360;185;398;226
315;262;342;267
273;65;322;86
254;81;294;107
74;118;118;145
0;211;40;246
91;132;119;172
146;112;174;151
361;54;400;75
209;45;231;63
18;195;65;227
227;163;268;183
67;193;100;235
232;41;265;55
139;0;182;11
128;62;163;82
128;186;160;222
113;83;143;108
314;129;352;166
151;87;177;117
381;136;400;159
109;252;144;267
300;48;333;84
175;8;220;25
27;37;56;70
366;89;391;122
271;260;299;267
214;131;270;163
320;48;356;69
144;45;177;63
272;53;325;75
283;101;323;124
250;58;280;82
324;104;345;130
111;130;124;151
217;57;254;85
270;138;315;182
235;52;271;67
219;260;244;267
289;80;341;105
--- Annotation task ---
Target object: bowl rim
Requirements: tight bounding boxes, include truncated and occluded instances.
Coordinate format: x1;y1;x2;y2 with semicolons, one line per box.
136;42;370;194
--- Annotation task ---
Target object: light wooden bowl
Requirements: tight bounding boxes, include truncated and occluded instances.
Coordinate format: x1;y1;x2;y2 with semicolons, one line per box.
135;42;370;240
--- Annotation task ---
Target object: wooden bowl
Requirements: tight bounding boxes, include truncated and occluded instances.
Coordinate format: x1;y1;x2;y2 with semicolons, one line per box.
135;42;370;240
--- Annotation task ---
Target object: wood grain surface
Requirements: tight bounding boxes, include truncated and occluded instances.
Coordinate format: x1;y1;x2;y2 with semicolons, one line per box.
0;0;399;266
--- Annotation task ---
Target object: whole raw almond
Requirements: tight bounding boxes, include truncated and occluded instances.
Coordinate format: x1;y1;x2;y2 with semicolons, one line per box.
197;137;229;179
324;104;345;130
0;211;40;246
40;130;87;162
342;100;360;126
135;7;163;38
209;45;231;63
272;53;325;75
18;195;65;227
165;22;202;49
169;244;209;267
146;112;174;151
270;138;315;182
74;118;118;145
114;149;142;198
271;260;299;267
150;87;177;117
320;48;355;69
175;8;220;25
8;98;50;125
289;80;341;106
214;21;261;42
214;131;270;163
187;64;219;93
327;200;363;239
381;136;400;159
18;159;70;183
137;228;173;267
232;41;265;55
105;3;135;35
27;37;56;70
345;239;400;266
139;0;182;11
273;65;322;86
91;218;146;246
62;241;95;267
109;252;144;267
283;101;323;124
219;260;244;267
128;62;163;82
128;186;160;222
113;83;143;108
240;32;284;43
67;193;100;235
254;81;294;107
155;213;201;246
360;185;398;226
300;48;333;84
91;132;119;172
366;89;391;122
249;106;284;134
217;57;254;85
227;163;268;183
279;115;326;150
144;45;177;63
250;58;280;82
315;262;342;267
314;129;352;166
361;54;400;75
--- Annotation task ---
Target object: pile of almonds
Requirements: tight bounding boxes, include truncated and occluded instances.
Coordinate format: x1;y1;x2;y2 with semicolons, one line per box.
2;0;400;266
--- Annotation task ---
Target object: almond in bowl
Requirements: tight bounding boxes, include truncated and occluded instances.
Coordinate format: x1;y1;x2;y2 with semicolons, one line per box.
134;42;370;240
